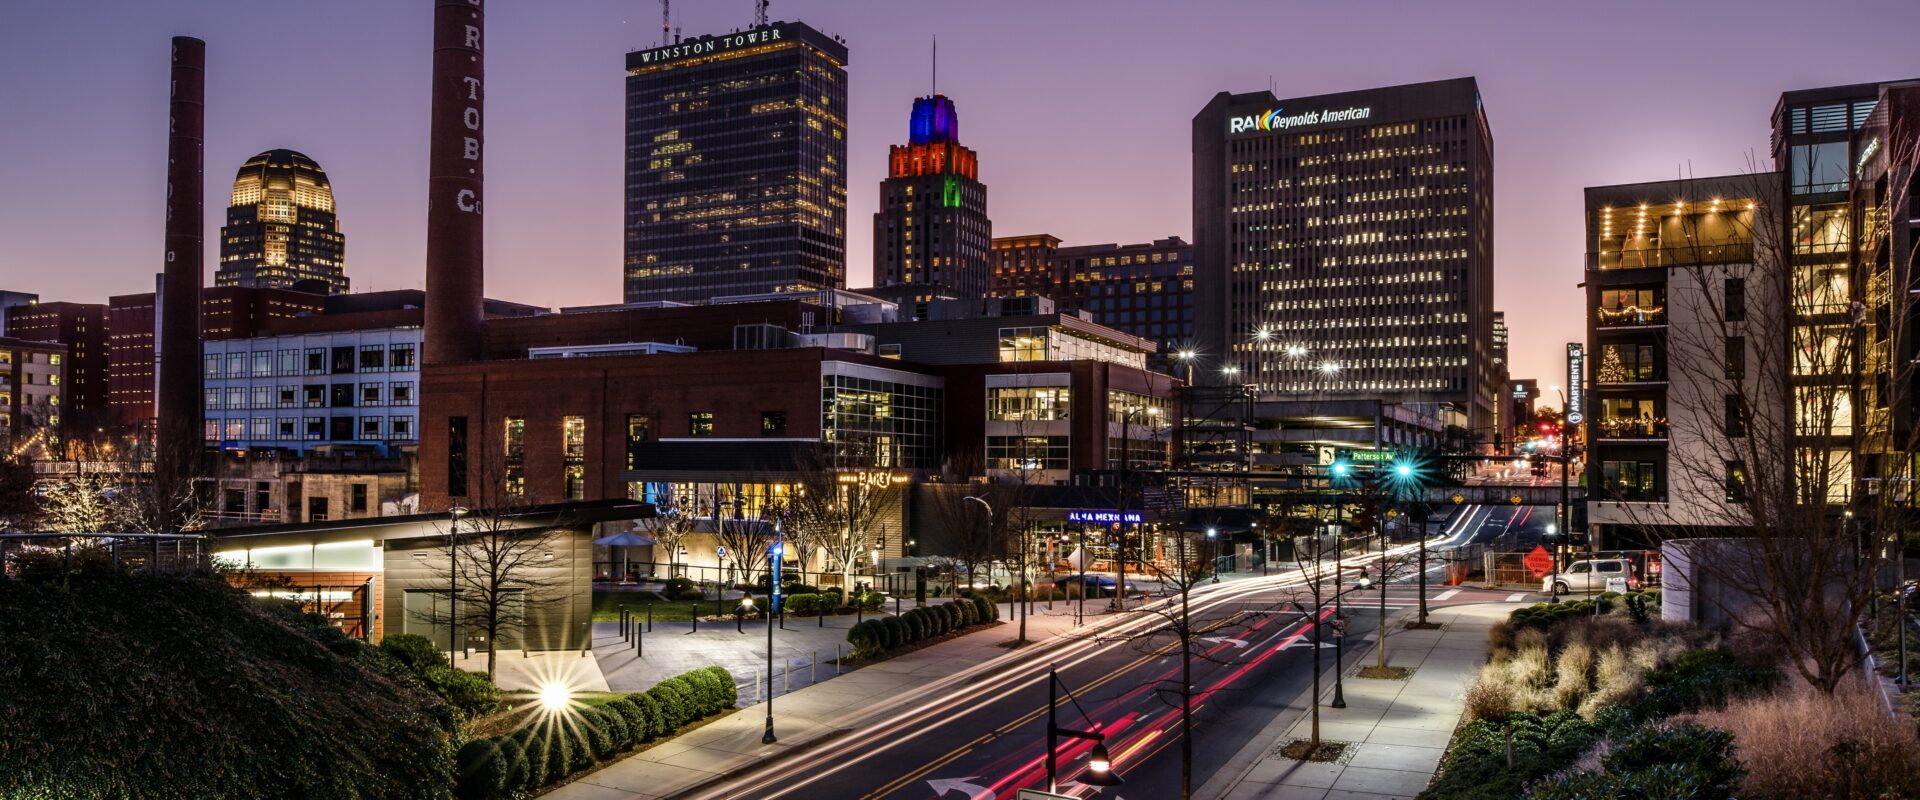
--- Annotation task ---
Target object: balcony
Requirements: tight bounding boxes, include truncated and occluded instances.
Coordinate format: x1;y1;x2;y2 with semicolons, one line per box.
1594;416;1669;440
1595;305;1666;328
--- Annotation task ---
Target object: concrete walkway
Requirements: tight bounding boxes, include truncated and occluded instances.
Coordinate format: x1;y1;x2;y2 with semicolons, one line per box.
546;602;1099;800
1202;603;1505;800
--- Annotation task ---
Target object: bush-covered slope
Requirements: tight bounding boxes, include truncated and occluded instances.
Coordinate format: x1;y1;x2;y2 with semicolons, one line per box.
0;572;455;800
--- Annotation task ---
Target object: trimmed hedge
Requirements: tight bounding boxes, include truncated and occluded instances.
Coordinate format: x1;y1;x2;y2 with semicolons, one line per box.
845;602;1000;659
423;665;505;719
483;666;738;797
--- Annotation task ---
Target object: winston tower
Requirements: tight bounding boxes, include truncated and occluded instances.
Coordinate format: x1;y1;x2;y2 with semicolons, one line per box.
623;23;849;304
1192;77;1498;433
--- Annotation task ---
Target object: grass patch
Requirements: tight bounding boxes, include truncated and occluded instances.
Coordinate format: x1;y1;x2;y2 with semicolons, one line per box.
1406;620;1444;630
1357;665;1414;680
1278;739;1348;762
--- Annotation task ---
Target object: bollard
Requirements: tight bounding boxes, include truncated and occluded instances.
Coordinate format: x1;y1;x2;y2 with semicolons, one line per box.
636;622;643;657
754;668;761;704
784;659;790;693
818;604;825;628
647;603;654;633
835;643;842;675
691;603;699;633
811;650;817;684
621;606;629;642
895;595;901;615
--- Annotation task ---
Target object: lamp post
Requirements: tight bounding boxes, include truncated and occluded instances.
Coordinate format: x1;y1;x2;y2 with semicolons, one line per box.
763;522;782;744
446;505;468;667
1046;665;1124;792
1329;461;1349;708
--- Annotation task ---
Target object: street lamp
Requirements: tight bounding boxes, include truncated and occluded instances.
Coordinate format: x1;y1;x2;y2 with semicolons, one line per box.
1175;349;1197;384
1046;665;1124;791
763;525;783;744
447;505;469;667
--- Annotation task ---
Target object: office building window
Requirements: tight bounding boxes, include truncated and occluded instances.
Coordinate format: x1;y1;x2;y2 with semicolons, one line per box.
998;326;1049;362
503;416;526;496
446;416;469;496
330;383;355;408
359;345;386;373
305;416;326;441
251;351;272;377
205;387;220;410
304;348;326;374
225;387;246;410
389;416;413;440
761;411;787;437
351;483;369;513
1725;461;1748;503
1725;336;1746;380
226;353;246;378
564;465;585;501
988;386;1070;421
389;343;417;369
987;435;1069;471
203;419;218;441
277;418;296;440
1600;459;1659;502
1724;278;1745;322
330;346;355;374
251;386;273;409
360;383;383;407
626;414;652;470
278;385;297;408
204;354;221;380
278;349;301;376
689;412;714;437
304;385;325;408
1726;394;1746;437
390;382;414;405
360;416;383;440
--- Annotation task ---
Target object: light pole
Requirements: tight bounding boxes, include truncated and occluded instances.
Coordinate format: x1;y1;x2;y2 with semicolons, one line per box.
1329;460;1350;708
1046;665;1124;792
963;494;993;592
446;505;468;667
763;522;782;745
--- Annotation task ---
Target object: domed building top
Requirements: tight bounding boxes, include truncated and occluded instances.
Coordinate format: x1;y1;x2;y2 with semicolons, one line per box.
230;149;334;218
216;149;348;294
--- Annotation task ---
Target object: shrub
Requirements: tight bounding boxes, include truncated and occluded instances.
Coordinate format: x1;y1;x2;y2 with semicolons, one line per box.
902;609;928;642
663;577;706;601
380;633;444;673
880;615;907;649
1528;722;1743;800
607;698;647;744
508;728;547;792
700;665;738;710
1687;681;1920;799
1551;639;1594;711
856;589;885;611
537;718;585;785
583;707;622;759
849;620;884;658
422;665;504;718
455;738;507;800
493;735;530;794
649;680;696;729
785;592;830;616
1420;711;1603;800
1636;649;1778;719
629;691;670;740
972;596;994;622
954;599;976;626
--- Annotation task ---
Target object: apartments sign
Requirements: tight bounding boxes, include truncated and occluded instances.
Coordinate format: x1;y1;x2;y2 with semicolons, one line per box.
1565;343;1585;425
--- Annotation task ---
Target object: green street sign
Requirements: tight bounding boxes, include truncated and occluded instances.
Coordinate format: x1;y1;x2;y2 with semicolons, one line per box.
1338;450;1395;464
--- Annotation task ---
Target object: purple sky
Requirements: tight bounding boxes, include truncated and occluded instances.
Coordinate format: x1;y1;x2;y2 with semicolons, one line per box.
0;1;1913;390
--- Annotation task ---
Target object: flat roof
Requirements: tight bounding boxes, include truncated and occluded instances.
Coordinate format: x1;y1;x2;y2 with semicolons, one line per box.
210;499;653;547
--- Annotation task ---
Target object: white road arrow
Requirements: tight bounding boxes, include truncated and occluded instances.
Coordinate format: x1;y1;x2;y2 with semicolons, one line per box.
1278;638;1339;650
928;777;997;800
1198;636;1248;649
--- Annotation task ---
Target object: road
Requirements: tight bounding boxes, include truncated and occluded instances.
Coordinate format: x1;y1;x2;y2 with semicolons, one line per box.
687;555;1526;800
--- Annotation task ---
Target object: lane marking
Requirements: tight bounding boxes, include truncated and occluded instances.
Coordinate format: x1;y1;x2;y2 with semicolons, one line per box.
1433;589;1462;601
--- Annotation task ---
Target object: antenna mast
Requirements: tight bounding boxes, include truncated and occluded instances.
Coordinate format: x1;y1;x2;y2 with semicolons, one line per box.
660;0;670;46
932;35;937;96
755;0;770;27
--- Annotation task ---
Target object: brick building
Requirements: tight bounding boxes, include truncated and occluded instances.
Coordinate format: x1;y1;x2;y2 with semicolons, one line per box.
3;301;108;431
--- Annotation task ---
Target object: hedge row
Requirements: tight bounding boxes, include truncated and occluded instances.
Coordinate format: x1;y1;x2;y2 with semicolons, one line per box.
785;590;885;616
1507;590;1662;632
454;666;737;800
847;598;998;658
378;633;505;719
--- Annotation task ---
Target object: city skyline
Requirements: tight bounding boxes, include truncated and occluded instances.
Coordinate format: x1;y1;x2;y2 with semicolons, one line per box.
0;0;1914;391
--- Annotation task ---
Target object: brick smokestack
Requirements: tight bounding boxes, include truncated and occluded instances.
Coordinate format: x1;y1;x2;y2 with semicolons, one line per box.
156;36;205;505
424;0;485;365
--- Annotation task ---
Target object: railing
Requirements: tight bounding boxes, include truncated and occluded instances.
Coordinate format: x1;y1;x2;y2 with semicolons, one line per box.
1595;306;1667;327
1595;417;1669;439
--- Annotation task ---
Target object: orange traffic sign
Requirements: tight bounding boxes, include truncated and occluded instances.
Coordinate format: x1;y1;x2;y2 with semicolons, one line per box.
1523;545;1554;577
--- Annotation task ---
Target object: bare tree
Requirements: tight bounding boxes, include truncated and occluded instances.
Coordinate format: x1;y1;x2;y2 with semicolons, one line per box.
786;445;903;604
419;451;566;681
1605;149;1920;694
710;482;773;587
640;505;698;578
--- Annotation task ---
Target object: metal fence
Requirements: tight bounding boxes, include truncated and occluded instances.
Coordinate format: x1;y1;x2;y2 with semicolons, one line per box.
0;532;210;578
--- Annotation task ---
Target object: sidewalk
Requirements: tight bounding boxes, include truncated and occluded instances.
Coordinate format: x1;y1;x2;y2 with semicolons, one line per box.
546;602;1098;800
1202;603;1506;800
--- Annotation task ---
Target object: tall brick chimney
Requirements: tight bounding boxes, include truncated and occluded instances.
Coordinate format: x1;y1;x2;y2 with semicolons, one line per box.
423;0;485;365
155;36;205;507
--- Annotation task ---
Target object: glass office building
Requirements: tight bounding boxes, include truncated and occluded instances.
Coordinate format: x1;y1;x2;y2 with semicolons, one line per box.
624;22;850;304
1192;77;1497;432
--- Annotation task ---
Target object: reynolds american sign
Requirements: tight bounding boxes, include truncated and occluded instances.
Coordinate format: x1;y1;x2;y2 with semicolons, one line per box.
1230;105;1372;135
632;27;787;66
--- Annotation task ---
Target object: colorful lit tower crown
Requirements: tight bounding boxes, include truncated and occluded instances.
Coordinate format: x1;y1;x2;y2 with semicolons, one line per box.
874;95;991;302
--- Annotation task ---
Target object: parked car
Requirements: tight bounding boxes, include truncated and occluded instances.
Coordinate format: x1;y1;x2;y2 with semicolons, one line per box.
1048;574;1144;596
1543;558;1641;596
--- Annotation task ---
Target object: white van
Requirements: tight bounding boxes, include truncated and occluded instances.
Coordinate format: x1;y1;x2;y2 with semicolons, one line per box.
1543;558;1639;596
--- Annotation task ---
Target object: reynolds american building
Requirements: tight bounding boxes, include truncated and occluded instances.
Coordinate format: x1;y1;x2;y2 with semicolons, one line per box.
1192;77;1498;435
623;22;850;304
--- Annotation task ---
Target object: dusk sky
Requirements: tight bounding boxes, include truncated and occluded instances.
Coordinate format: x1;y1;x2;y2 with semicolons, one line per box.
1;0;1914;391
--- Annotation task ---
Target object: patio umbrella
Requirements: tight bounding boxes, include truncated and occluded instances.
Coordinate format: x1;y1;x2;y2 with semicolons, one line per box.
594;530;657;580
1065;547;1089;573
